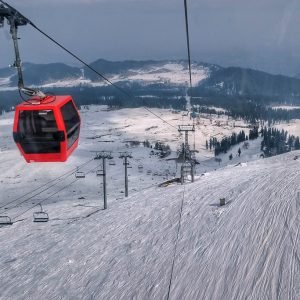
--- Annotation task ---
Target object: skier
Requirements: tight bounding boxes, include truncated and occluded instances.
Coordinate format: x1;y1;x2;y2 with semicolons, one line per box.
238;148;241;157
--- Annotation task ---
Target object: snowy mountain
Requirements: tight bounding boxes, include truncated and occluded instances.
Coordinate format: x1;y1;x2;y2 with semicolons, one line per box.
0;60;214;90
197;66;300;98
0;106;300;299
1;60;300;100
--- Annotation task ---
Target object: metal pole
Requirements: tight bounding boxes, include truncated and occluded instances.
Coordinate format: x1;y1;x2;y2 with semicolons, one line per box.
185;131;189;154
119;152;132;197
94;151;112;210
125;156;128;197
10;23;24;89
191;162;194;183
103;157;107;209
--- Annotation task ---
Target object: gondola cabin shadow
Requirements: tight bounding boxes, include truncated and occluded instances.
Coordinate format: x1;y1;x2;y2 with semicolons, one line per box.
13;95;81;163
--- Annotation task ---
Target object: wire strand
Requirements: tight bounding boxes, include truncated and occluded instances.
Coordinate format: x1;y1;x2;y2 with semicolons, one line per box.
166;185;185;299
12;164;99;221
184;0;193;90
0;0;178;131
0;157;94;213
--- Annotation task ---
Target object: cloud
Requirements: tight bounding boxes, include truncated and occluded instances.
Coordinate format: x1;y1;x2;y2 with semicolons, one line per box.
277;0;298;45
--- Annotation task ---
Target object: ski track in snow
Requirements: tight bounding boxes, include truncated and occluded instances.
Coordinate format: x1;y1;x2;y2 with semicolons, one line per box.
0;107;299;299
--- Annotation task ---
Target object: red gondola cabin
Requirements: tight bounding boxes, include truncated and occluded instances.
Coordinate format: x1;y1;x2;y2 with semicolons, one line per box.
13;95;81;163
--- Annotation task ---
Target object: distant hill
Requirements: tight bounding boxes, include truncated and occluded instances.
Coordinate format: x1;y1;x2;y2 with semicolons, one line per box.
197;67;300;97
1;59;300;101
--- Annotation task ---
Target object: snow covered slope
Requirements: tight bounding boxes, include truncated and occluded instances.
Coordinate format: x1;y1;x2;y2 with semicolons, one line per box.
0;106;299;299
1;150;300;299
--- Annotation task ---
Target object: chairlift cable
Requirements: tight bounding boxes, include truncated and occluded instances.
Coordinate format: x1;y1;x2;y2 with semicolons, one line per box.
0;157;94;212
2;173;77;213
166;185;186;300
166;3;193;297
12;177;79;221
12;164;100;221
184;0;192;92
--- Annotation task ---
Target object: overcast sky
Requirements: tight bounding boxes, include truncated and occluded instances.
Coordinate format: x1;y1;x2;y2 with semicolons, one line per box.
1;0;300;75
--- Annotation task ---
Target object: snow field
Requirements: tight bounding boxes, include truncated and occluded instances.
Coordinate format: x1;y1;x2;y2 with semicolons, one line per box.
0;105;299;299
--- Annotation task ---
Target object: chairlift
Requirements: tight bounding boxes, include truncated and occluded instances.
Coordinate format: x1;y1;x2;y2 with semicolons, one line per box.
75;172;85;179
109;160;116;166
33;204;49;223
75;167;85;179
96;169;104;177
0;216;13;226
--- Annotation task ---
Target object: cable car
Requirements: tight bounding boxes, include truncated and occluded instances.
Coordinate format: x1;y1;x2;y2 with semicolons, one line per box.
13;95;81;163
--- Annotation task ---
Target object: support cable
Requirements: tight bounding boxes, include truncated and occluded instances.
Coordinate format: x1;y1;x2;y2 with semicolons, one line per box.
166;185;186;300
184;0;192;91
0;157;94;212
0;0;178;131
12;164;99;221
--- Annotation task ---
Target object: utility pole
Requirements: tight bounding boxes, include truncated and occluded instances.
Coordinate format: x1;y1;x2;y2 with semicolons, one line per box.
119;152;132;197
94;151;113;209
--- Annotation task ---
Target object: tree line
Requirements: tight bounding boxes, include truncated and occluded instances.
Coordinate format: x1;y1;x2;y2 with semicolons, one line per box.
261;127;300;157
206;127;259;156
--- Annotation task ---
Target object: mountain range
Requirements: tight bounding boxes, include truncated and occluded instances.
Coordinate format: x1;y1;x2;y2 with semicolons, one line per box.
1;59;300;99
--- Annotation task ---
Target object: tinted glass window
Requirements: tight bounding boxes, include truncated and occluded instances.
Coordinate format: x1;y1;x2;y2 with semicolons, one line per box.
18;110;61;154
60;101;80;149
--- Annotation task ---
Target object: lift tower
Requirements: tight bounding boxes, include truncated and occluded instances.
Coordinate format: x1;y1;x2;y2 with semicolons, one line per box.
178;124;195;184
94;151;113;210
119;152;132;197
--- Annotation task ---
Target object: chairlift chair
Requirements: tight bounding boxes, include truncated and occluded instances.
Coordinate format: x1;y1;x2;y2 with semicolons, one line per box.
33;204;49;222
96;169;104;177
109;160;116;166
0;216;13;226
75;167;85;179
75;171;86;179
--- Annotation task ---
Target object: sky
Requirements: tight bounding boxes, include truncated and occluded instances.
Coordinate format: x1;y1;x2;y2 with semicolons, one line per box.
1;0;300;76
